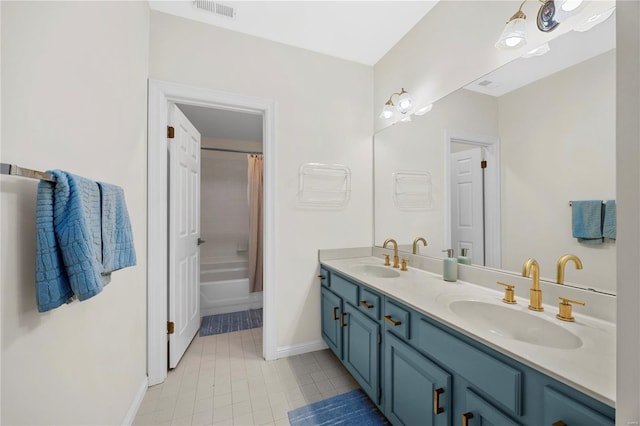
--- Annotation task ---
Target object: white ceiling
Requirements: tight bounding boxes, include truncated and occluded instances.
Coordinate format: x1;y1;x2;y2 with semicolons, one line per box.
177;104;263;141
148;0;439;66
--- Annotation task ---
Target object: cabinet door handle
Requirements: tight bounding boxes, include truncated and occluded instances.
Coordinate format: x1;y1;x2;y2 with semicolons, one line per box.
433;388;444;415
341;312;348;328
552;422;567;426
317;275;326;279
384;315;402;326
359;300;374;309
462;412;474;426
332;306;339;321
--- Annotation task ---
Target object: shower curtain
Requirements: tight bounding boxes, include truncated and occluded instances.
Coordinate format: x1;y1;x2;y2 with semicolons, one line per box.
248;154;263;293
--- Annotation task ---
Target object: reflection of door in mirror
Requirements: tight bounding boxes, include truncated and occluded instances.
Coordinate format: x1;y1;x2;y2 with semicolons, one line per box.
445;132;501;269
450;146;484;265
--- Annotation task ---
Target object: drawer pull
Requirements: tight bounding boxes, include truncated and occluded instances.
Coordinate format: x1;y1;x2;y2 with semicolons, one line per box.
317;275;326;279
433;388;444;415
359;300;374;309
384;315;402;326
462;412;474;426
552;422;567;426
341;312;348;328
332;306;339;321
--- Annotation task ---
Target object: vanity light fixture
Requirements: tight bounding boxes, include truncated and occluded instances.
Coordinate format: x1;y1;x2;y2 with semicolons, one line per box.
495;0;528;49
496;0;591;50
554;0;588;22
379;88;414;119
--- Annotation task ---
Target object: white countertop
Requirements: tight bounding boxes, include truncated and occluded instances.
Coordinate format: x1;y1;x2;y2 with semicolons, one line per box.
321;256;616;407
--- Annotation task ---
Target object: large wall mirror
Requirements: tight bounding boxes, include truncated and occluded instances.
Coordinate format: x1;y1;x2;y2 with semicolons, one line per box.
374;13;616;294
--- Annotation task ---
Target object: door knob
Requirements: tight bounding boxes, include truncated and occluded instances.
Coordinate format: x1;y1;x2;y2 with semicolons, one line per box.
197;238;206;246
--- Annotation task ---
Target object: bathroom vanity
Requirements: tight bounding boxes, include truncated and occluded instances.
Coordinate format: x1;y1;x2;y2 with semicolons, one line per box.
319;251;615;426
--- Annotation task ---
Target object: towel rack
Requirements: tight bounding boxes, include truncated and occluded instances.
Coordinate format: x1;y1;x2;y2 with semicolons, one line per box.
0;163;54;182
568;201;608;206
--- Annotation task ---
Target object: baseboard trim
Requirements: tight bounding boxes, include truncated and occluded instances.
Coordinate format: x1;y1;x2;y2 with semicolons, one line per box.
275;339;329;359
122;376;148;426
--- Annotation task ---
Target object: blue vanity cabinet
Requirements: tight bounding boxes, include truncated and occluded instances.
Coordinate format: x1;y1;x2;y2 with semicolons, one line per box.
384;332;451;426
319;268;383;405
543;386;615;426
320;286;342;358
343;302;381;402
319;265;615;425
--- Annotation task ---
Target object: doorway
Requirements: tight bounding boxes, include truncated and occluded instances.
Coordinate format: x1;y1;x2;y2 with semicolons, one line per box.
147;80;276;386
445;130;501;269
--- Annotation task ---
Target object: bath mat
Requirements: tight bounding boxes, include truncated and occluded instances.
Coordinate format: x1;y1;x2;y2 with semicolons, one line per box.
287;389;389;426
199;308;262;336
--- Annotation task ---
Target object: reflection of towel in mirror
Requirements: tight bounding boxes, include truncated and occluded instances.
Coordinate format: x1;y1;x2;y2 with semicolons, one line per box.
571;200;603;245
603;200;617;240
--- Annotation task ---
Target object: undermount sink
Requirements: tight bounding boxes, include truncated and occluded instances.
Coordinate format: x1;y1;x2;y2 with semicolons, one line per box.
448;300;583;350
350;264;401;278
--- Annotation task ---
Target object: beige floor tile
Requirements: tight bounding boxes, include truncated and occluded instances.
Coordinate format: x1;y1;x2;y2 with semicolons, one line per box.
252;408;274;425
133;328;364;426
232;413;254;426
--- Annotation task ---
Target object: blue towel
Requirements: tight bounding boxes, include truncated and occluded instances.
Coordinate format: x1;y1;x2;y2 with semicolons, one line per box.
35;171;137;312
35;176;74;312
603;200;617;240
36;171;103;311
571;200;604;245
97;182;136;284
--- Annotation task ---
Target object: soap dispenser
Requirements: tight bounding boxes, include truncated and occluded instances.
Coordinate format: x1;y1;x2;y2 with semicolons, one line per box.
458;248;472;265
442;249;458;282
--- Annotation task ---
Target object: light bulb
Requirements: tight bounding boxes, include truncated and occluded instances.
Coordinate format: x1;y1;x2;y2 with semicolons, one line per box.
397;89;413;114
495;17;527;49
380;104;394;119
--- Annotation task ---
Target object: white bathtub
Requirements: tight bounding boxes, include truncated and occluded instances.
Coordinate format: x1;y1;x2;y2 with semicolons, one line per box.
200;259;263;316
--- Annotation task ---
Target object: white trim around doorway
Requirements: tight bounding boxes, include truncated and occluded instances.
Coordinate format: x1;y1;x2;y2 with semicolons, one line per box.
147;79;277;386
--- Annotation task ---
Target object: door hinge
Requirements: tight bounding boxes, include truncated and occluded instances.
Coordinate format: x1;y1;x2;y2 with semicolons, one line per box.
167;321;175;335
481;160;487;169
378;332;381;345
167;126;175;139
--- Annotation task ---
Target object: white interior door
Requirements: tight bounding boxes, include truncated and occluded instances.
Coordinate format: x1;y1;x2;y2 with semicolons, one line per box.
450;147;484;264
169;104;201;368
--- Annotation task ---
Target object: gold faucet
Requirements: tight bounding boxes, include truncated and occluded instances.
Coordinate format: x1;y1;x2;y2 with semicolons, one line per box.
383;238;400;268
522;258;543;312
412;237;427;254
556;254;583;284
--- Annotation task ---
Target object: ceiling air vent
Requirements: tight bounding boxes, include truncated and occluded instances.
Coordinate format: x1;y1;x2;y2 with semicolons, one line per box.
193;1;236;19
477;80;502;89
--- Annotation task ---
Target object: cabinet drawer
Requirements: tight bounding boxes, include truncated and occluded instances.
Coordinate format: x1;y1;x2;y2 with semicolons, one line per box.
465;388;521;425
319;267;330;288
417;319;522;415
384;300;410;339
358;288;381;320
331;273;359;306
543;387;614;426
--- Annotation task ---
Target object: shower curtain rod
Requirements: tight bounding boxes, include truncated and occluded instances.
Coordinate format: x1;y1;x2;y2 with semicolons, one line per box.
201;147;262;155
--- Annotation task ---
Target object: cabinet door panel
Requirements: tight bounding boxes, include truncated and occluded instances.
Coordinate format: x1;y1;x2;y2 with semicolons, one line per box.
465;389;521;426
385;332;451;426
321;287;342;358
343;303;380;403
543;387;614;426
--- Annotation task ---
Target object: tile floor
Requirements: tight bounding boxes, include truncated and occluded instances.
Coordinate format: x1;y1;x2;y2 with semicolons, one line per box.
133;327;359;426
